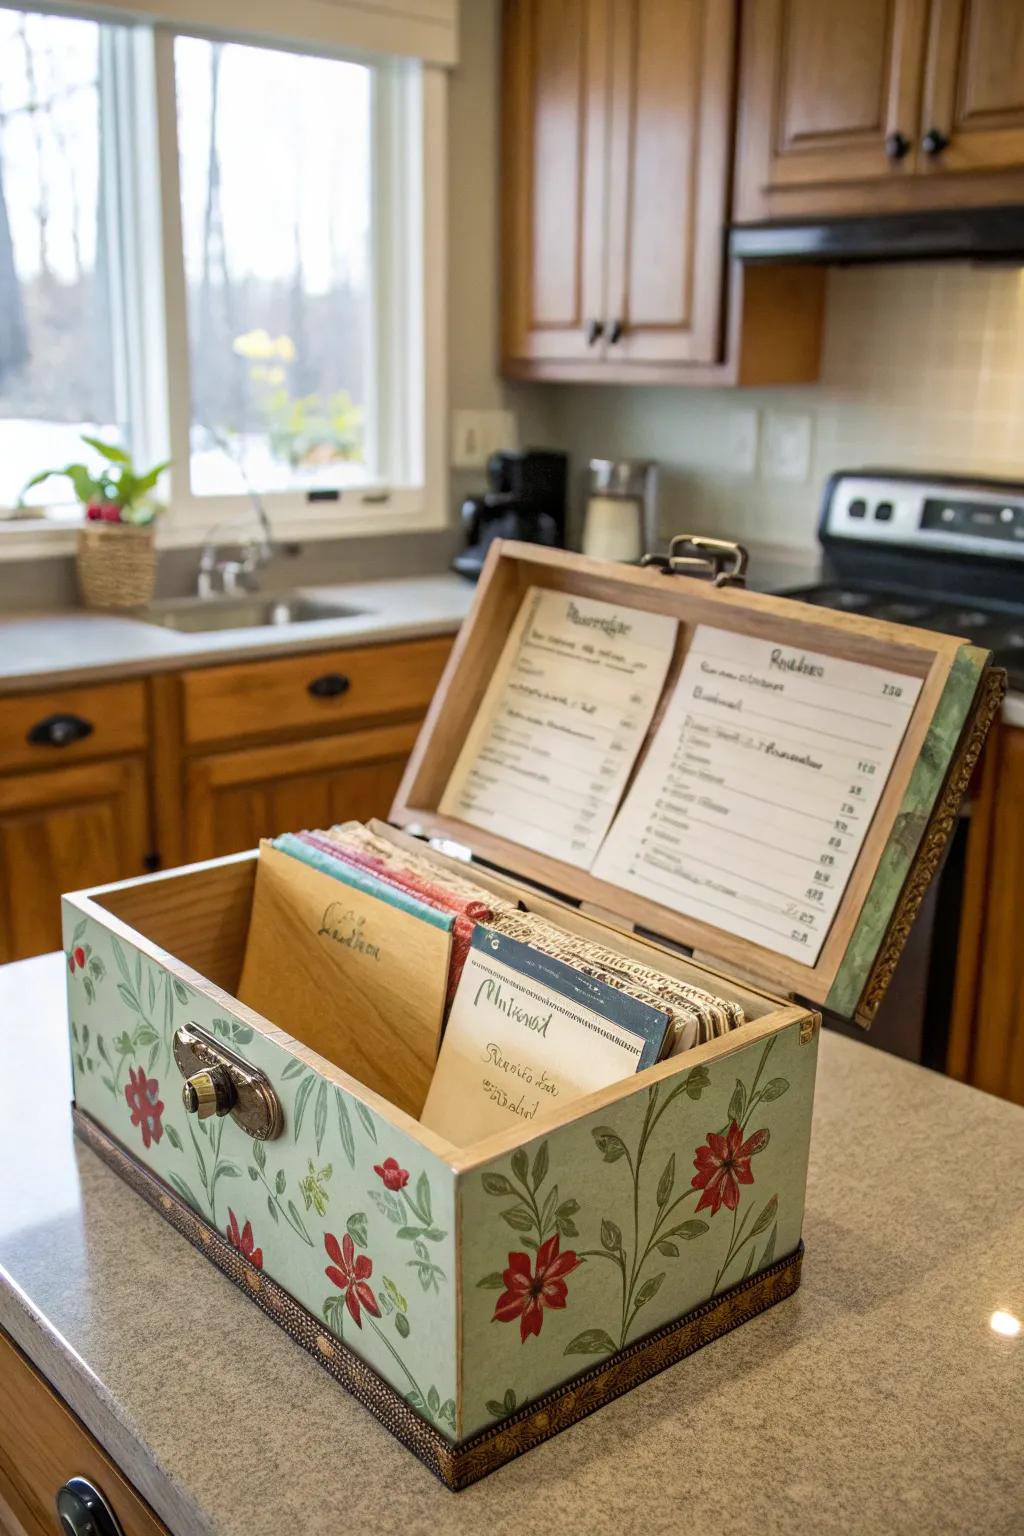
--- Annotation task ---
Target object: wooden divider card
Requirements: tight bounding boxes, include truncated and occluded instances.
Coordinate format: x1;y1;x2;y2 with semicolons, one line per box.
439;588;676;868
591;625;922;964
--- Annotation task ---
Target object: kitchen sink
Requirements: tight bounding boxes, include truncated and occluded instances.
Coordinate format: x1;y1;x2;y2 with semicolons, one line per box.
134;593;368;633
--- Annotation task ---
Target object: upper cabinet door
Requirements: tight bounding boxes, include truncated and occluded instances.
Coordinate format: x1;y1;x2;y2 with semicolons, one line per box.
734;0;931;220
920;0;1024;175
603;0;735;365
502;0;611;364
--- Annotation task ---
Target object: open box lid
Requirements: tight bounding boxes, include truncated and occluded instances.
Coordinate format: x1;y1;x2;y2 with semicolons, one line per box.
390;540;1004;1027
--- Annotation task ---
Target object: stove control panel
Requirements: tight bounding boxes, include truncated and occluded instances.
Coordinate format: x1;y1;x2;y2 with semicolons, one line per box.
822;473;1024;560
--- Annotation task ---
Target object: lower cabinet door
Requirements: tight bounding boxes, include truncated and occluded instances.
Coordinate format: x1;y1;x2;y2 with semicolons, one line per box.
183;720;422;860
0;1329;168;1536
0;757;150;963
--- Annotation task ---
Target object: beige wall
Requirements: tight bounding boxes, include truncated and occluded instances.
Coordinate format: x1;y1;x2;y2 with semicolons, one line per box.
513;264;1024;555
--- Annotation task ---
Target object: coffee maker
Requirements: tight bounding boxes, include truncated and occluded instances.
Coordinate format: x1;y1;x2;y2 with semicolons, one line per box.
453;449;568;580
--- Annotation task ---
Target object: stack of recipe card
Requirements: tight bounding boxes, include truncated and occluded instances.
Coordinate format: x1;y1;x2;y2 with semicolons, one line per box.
237;820;746;1146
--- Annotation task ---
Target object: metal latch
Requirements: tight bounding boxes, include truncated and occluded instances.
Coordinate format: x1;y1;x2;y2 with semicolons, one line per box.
173;1022;283;1141
642;534;749;588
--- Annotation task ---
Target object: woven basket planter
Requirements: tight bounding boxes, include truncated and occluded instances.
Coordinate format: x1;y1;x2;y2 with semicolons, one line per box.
76;522;157;609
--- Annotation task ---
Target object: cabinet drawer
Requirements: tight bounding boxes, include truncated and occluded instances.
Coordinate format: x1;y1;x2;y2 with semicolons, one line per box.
180;636;452;746
0;681;146;772
0;1329;168;1536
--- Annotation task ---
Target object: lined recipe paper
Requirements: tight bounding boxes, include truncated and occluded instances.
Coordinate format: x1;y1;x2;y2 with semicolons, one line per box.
591;625;922;964
439;588;676;868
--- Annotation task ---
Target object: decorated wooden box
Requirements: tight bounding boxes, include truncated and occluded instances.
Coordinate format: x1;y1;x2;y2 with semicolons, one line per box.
63;540;1003;1489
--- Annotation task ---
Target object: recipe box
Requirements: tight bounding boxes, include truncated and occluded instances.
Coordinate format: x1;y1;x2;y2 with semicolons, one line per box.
63;541;1003;1489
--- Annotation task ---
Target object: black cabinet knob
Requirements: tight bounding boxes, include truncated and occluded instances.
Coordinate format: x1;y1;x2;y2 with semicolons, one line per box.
27;712;94;748
307;672;350;699
885;130;910;161
585;318;604;346
607;318;624;344
55;1476;125;1536
922;127;950;156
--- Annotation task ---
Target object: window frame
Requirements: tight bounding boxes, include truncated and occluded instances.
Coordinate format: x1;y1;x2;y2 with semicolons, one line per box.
0;11;448;556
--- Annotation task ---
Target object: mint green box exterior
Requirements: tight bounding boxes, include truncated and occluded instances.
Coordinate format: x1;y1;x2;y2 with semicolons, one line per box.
63;864;818;1448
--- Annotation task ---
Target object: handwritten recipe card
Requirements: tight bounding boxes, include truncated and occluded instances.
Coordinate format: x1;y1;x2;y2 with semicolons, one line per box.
440;588;676;868
591;625;922;964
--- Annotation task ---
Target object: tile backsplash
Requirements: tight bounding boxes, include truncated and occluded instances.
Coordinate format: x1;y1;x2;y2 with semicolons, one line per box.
541;262;1024;553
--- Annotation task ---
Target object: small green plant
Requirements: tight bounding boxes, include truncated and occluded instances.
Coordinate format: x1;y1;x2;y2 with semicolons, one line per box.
20;434;169;525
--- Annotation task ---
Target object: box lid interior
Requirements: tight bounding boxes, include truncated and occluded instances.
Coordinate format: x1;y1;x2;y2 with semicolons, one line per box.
390;542;999;1026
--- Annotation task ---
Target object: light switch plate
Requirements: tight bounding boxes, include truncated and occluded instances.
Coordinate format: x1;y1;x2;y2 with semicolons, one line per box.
452;409;519;470
761;411;813;482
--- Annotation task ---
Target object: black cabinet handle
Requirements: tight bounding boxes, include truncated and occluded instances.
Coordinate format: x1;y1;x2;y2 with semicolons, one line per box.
885;130;910;161
307;673;351;699
585;318;604;346
922;127;950;156
607;318;624;344
27;713;94;748
56;1476;126;1536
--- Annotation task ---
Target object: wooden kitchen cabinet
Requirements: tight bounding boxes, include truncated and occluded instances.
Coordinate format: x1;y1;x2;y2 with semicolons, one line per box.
947;723;1024;1107
0;1329;168;1536
0;758;150;965
734;0;1024;221
501;0;824;384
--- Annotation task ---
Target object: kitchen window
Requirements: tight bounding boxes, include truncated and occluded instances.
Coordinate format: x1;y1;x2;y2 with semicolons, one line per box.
0;6;444;546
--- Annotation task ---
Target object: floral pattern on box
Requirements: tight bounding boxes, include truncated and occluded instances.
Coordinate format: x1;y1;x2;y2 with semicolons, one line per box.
63;902;459;1438
460;1022;817;1438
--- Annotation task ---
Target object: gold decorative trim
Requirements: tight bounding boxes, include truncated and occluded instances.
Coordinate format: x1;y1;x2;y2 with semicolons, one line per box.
858;665;1006;1025
73;1106;803;1491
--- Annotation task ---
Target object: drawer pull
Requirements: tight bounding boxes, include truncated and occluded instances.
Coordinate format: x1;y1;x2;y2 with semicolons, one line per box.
307;672;350;699
56;1475;125;1536
28;712;94;748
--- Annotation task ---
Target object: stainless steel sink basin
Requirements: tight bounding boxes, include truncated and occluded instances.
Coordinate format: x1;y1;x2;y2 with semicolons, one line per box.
134;593;367;633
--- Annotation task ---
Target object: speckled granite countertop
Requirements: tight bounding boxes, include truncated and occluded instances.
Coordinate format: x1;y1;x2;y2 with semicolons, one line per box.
0;574;475;693
2;954;1021;1536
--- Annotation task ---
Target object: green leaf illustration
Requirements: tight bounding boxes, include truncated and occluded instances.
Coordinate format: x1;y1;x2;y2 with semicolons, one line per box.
416;1169;432;1222
72;918;87;944
248;1167;258;1182
314;1079;328;1155
266;1196;279;1223
600;1218;622;1253
281;1058;308;1081
116;983;140;1013
762;1222;778;1267
101;1075;117;1096
539;1184;559;1235
531;1139;549;1191
741;1248;756;1280
293;1072;316;1140
166;1125;183;1152
666;1219;709;1240
633;1272;665;1309
147;971;156;1012
395;1311;410;1338
334;1090;356;1167
683;1063;711;1099
427;1385;441;1416
476;1272;505;1289
749;1194;778;1238
383;1276;408;1312
396;1225;424;1240
111;935;131;986
355;1101;377;1142
482;1172;516;1196
511;1147;529;1185
275;1169;286;1195
656;1153;675;1209
564;1328;616;1356
592;1126;628;1163
503;1387;517;1412
212;1017;254;1046
347;1212;368;1248
728;1079;746;1124
761;1078;790;1102
172;979;190;1005
486;1399;507;1417
500;1207;534;1232
253;1139;266;1171
88;955;104;981
167;1171;201;1210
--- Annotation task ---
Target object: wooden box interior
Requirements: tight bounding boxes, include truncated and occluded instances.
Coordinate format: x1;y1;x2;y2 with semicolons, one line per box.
391;540;978;1014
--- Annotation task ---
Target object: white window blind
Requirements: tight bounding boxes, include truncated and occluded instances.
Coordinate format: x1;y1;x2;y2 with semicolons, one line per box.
48;0;459;65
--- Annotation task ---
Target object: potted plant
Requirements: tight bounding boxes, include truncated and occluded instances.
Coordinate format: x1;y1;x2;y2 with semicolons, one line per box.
21;436;169;609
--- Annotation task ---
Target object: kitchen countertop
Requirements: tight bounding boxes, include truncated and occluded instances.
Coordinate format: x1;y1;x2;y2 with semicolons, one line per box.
2;954;1021;1536
0;573;475;693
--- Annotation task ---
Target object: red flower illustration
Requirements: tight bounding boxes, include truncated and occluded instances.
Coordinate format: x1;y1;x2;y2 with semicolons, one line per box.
124;1065;164;1148
68;954;76;974
691;1120;769;1216
226;1209;263;1269
493;1233;579;1342
74;945;86;968
325;1232;381;1328
373;1156;409;1191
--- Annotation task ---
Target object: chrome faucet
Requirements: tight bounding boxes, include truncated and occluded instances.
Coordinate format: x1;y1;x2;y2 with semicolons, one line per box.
197;435;275;598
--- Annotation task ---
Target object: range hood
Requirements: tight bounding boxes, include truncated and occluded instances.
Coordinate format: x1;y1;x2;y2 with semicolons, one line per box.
730;206;1024;265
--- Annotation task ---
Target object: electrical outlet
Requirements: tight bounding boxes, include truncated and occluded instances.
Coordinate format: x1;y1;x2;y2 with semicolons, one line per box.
452;408;520;469
727;408;759;476
761;411;813;482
